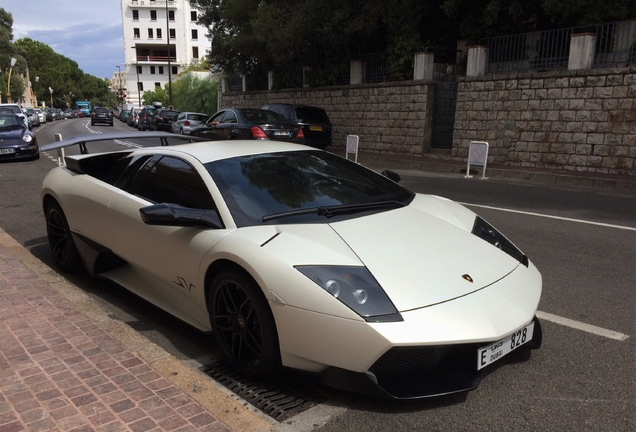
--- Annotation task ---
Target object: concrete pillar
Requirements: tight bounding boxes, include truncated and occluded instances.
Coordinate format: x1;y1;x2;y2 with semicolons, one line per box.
268;71;274;90
568;33;596;70
413;52;434;80
241;74;247;92
303;66;313;87
350;60;364;85
467;46;488;77
221;77;228;93
456;40;468;65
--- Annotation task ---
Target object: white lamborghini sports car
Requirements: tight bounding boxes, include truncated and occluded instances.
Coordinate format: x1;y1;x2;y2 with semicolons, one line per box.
41;133;542;399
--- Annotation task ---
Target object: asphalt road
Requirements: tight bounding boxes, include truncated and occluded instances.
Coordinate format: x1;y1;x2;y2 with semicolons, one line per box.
1;117;634;432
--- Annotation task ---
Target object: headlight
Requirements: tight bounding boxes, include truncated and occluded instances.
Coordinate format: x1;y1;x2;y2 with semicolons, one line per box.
296;266;402;322
22;134;33;143
472;216;528;266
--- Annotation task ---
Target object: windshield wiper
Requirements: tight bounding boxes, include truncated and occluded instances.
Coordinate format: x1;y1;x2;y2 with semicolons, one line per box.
262;200;404;222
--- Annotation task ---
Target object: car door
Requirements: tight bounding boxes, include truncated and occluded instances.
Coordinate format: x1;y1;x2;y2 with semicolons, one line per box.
192;111;227;140
108;154;229;328
172;112;185;133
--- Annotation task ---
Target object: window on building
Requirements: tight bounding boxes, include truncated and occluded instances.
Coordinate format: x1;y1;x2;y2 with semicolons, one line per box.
133;28;140;39
168;11;175;21
191;11;197;21
150;66;156;75
138;82;144;91
169;28;176;39
132;10;139;21
172;66;178;75
192;47;199;59
137;65;142;74
150;10;157;21
155;82;161;88
156;28;162;39
191;29;198;40
158;66;164;74
148;28;153;39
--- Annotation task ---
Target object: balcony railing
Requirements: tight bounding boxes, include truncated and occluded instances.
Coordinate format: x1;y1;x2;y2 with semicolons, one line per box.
129;1;176;8
134;55;177;63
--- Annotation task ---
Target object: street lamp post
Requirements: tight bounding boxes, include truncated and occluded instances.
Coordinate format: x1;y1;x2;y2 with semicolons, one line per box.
131;47;141;106
116;65;122;108
48;87;53;107
166;1;173;108
6;57;17;103
34;76;39;106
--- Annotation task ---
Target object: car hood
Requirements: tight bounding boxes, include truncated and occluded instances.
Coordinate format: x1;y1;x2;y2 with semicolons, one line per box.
263;194;521;312
0;129;27;143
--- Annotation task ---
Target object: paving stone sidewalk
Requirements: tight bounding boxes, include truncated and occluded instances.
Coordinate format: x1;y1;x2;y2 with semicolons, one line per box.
0;230;274;432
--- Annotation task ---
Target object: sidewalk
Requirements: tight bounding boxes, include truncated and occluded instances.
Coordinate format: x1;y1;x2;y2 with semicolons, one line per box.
0;229;275;432
349;150;636;191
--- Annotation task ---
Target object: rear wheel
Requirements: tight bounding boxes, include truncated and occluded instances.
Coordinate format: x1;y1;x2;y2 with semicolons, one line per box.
208;270;281;378
45;201;82;273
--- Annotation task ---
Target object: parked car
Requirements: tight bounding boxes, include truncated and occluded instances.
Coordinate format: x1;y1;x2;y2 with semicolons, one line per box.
56;109;64;120
62;109;73;119
190;108;304;143
171;112;209;135
127;106;141;127
118;110;130;122
261;104;332;150
150;108;180;131
35;109;46;124
41;134;542;399
137;106;157;131
91;107;114;126
0;112;39;161
24;108;41;128
1;104;29;129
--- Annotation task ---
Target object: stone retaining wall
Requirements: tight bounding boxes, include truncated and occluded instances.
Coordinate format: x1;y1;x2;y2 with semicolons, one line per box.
453;67;636;175
220;81;433;155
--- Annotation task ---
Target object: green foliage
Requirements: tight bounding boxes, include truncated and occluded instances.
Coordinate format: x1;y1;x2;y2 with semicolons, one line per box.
171;74;219;115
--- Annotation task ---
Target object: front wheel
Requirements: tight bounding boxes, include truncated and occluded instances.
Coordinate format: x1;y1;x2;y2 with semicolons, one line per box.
45;201;82;273
208;270;281;378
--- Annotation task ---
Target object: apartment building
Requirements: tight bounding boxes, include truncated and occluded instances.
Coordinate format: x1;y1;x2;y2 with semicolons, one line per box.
120;0;211;107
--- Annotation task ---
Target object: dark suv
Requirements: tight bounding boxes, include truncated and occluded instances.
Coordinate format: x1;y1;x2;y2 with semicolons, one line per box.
261;104;332;149
150;109;180;131
91;107;113;126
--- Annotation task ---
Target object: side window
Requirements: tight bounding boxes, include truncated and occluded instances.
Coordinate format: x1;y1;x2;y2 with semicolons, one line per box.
223;111;237;124
134;156;215;210
209;111;225;124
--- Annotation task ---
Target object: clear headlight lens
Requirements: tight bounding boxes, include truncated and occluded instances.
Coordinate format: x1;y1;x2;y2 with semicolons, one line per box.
22;134;33;143
472;216;528;266
296;266;402;322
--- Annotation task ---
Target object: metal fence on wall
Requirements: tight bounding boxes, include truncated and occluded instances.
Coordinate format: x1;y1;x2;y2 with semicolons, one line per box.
481;20;636;73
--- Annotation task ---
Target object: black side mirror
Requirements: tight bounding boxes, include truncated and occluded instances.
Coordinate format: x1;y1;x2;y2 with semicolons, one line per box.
381;170;401;183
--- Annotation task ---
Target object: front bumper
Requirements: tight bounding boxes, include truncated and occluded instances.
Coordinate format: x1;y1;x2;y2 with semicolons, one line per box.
319;316;542;399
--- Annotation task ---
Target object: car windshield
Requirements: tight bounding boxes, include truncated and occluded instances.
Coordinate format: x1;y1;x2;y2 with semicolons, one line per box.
0;114;24;130
187;114;208;121
294;107;330;123
240;109;289;124
205;150;414;227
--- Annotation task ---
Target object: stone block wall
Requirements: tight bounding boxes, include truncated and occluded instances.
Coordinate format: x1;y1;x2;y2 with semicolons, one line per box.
453;67;636;175
220;81;433;156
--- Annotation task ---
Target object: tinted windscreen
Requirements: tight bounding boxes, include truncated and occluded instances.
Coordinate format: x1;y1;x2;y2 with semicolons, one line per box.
205;151;414;227
241;109;289;124
294;107;330;123
188;114;208;121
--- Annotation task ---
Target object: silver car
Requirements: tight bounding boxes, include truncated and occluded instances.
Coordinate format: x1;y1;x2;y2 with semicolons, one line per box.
171;112;209;135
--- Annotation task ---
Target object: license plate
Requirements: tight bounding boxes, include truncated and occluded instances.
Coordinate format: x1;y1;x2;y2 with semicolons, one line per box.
273;131;291;136
310;125;323;131
0;148;15;154
477;322;534;370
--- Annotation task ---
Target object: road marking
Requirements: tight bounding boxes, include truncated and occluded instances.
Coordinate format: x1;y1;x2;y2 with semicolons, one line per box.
461;203;636;232
536;311;629;341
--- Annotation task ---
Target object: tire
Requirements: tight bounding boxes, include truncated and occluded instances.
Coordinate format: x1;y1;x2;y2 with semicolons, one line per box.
208;270;281;378
45;201;82;273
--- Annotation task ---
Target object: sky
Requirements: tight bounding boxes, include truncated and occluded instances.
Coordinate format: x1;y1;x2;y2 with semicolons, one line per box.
3;0;125;79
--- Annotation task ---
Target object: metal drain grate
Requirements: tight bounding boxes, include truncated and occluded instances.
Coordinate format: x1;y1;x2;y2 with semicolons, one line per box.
200;361;327;421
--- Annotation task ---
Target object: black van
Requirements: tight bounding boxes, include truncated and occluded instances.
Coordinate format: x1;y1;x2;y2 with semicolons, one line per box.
261;104;332;149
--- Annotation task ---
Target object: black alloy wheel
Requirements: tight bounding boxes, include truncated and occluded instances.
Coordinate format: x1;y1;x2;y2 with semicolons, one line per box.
209;270;281;378
45;201;82;273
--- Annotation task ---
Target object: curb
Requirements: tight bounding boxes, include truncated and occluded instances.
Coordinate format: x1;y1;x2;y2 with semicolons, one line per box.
0;228;276;432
